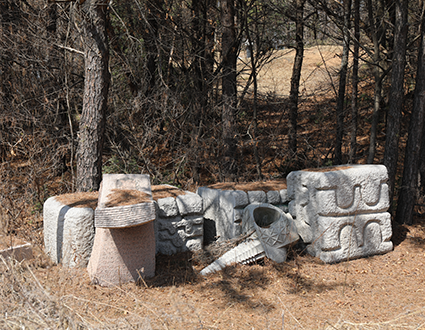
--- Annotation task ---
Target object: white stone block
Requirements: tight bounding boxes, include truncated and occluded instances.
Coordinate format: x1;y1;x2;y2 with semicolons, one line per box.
43;196;94;267
248;191;267;204
157;197;179;217
266;190;281;204
287;164;393;263
176;192;203;215
232;190;249;208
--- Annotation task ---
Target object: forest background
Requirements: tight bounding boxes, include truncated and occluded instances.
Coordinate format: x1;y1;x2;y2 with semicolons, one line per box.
1;0;425;238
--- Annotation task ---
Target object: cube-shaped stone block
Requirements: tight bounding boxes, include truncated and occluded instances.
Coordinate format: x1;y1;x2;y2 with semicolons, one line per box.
287;164;393;263
176;192;203;216
266;190;281;204
43;196;94;267
248;191;267;204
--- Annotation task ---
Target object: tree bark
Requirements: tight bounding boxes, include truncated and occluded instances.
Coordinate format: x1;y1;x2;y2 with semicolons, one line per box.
76;0;110;192
335;0;352;165
288;0;305;157
395;14;425;225
221;0;238;181
367;0;383;164
383;0;408;204
349;0;360;163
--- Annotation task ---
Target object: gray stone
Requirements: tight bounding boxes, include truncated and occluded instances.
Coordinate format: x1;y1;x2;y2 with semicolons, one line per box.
155;214;203;255
43;196;94;267
247;191;267;204
242;203;299;263
232;190;249;208
266;190;281;204
280;189;289;203
287;164;393;263
157;197;179;218
176;192;203;215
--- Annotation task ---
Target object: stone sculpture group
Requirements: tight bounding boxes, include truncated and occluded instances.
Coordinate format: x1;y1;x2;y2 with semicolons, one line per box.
43;164;393;286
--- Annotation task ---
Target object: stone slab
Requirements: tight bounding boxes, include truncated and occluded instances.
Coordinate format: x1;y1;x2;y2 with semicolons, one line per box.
87;222;155;286
43;196;94;267
175;192;203;216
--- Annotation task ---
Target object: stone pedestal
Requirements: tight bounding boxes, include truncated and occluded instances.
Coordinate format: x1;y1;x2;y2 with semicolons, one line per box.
88;174;156;286
87;223;155;286
287;164;393;263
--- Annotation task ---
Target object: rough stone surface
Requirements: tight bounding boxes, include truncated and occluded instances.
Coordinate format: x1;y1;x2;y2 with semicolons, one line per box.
287;164;393;263
87;222;155;286
95;202;156;228
242;203;299;263
280;189;289;203
266;191;281;204
157;197;179;218
197;187;290;242
43;196;94;267
95;174;155;228
155;214;203;255
248;191;267;204
176;192;203;216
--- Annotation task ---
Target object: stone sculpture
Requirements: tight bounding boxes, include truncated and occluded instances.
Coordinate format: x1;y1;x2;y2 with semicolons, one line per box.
200;203;298;275
155;189;204;255
287;164;393;263
88;174;156;286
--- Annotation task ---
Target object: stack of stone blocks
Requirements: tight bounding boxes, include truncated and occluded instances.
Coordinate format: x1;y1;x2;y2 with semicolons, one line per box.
197;186;289;241
154;187;204;255
287;164;393;263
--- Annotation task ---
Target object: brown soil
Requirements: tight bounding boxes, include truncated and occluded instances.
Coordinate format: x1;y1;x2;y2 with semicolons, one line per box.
0;235;28;250
302;165;353;172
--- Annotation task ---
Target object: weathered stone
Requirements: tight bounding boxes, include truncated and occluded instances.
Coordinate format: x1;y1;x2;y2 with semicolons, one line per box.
280;189;289;203
266;190;281;204
242;203;299;263
157;197;179;218
95;174;155;228
248;191;267;204
95;203;156;228
87;222;155;286
43;196;94;267
155;214;203;255
232;190;249;208
287;164;393;263
176;192;203;215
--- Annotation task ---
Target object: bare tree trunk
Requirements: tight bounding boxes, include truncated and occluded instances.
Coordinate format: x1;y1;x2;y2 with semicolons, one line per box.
288;0;305;157
383;0;408;204
349;0;360;163
395;14;425;225
221;0;238;181
76;0;110;192
367;0;383;164
334;0;352;165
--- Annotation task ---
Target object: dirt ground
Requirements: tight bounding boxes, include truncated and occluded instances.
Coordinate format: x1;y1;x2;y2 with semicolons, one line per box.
1;45;425;329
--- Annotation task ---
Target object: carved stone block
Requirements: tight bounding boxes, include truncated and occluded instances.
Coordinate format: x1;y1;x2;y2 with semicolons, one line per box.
287;164;393;263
